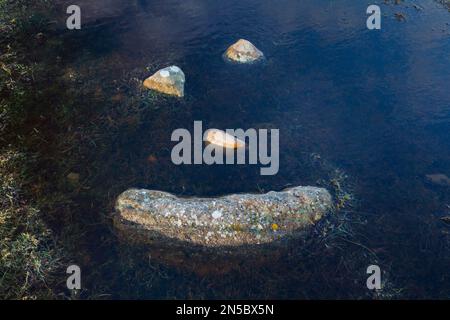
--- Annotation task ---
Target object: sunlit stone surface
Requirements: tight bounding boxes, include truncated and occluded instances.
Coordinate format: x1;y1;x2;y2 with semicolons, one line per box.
224;39;264;63
205;129;245;149
114;186;333;274
143;66;185;97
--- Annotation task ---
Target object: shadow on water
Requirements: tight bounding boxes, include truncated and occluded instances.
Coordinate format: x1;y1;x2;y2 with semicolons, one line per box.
36;0;450;298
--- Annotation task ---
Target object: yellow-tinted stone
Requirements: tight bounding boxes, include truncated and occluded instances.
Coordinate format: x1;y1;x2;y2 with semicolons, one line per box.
143;66;185;97
224;39;264;63
205;129;245;149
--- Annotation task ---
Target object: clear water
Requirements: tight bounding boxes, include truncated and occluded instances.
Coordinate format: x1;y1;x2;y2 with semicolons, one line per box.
57;0;450;298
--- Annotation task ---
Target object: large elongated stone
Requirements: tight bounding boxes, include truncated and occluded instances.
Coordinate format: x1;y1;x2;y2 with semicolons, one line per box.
113;187;333;274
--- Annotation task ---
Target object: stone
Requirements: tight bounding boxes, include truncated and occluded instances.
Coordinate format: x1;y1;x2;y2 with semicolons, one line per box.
113;186;333;274
224;39;264;63
426;173;450;187
440;216;450;225
35;33;46;44
66;172;80;186
205;129;245;149
143;66;185;97
147;154;158;164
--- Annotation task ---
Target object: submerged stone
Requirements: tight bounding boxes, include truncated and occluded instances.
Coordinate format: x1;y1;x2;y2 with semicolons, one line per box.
205;129;245;149
426;173;450;187
113;186;333;274
224;39;264;63
66;172;80;186
143;66;185;97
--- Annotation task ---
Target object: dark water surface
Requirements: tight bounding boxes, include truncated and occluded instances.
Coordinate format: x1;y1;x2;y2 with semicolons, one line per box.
57;0;450;298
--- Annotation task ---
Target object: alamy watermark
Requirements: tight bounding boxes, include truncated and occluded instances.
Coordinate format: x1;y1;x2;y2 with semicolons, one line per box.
66;4;380;31
367;5;381;30
66;264;81;290
366;265;382;290
171;121;279;176
66;5;81;30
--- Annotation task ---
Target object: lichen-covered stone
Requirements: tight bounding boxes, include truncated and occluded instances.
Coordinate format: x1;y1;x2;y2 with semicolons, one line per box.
143;66;185;97
113;186;333;274
224;39;264;63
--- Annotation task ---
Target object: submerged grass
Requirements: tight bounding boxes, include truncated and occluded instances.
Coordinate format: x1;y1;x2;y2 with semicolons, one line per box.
0;151;64;299
0;0;68;299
